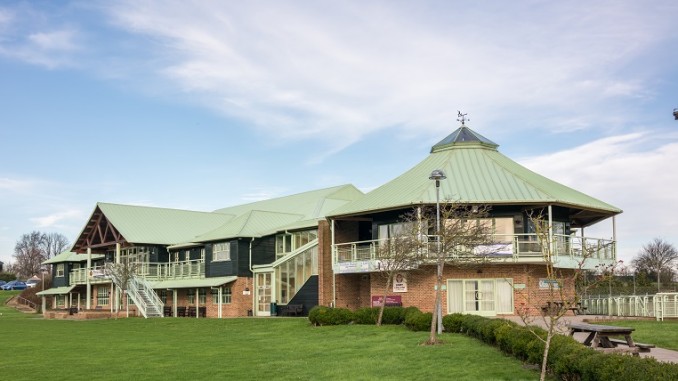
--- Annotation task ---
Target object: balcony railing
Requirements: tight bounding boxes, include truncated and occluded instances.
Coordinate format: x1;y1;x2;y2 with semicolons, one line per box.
69;259;206;285
333;233;615;267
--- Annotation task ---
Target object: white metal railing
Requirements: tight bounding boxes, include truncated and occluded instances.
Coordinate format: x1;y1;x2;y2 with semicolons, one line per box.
105;263;164;318
69;260;205;285
580;293;678;321
69;265;110;285
126;276;164;318
333;233;615;265
136;259;205;280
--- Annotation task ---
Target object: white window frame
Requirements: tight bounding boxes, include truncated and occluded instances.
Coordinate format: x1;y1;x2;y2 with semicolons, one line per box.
212;287;232;304
56;263;65;277
213;242;231;262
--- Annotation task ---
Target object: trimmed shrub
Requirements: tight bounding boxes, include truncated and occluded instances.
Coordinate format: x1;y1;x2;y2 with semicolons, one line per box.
308;306;354;326
441;314;678;381
353;307;379;325
442;313;465;333
404;309;432;332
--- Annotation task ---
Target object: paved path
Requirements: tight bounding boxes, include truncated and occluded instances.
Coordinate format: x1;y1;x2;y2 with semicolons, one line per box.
503;315;678;363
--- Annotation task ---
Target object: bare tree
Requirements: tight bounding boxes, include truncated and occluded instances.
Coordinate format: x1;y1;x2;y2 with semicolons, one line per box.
515;214;619;381
42;232;70;260
632;238;678;292
13;231;46;278
106;259;139;318
374;210;426;326
423;203;496;345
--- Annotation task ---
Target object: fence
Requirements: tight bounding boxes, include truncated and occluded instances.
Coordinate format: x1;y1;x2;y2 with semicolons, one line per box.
580;292;678;321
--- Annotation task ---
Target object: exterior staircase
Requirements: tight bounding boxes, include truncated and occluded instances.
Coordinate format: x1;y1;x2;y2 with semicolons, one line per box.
106;263;164;318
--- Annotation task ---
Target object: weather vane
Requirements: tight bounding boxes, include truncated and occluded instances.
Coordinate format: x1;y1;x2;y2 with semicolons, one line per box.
457;111;469;125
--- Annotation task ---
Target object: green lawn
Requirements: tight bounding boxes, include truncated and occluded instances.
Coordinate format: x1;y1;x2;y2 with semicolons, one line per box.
1;293;542;381
597;319;678;351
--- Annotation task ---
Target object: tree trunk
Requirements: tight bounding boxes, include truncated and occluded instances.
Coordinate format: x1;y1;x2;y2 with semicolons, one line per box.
540;320;555;381
377;277;392;326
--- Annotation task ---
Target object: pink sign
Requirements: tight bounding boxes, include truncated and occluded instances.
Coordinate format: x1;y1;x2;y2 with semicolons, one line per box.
371;295;402;307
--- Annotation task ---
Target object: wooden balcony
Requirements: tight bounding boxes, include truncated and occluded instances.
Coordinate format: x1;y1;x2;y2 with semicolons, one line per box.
332;234;616;274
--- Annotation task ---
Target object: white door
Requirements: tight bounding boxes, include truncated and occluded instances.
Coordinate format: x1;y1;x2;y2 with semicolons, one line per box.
255;272;273;316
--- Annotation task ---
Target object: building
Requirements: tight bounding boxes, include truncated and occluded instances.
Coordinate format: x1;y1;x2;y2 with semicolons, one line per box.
38;123;621;318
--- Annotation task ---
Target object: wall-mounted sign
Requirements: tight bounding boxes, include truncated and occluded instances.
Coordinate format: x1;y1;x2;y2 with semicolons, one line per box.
539;279;561;289
393;273;407;292
513;283;526;290
371;295;402;307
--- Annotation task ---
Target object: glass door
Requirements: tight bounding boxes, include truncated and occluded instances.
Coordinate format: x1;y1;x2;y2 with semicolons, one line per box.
255;272;273;316
463;279;496;316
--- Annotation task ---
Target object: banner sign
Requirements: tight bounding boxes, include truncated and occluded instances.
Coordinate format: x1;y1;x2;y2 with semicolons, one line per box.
371;295;402;307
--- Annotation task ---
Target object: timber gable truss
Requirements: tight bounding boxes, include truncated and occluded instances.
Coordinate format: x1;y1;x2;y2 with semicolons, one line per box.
73;206;126;252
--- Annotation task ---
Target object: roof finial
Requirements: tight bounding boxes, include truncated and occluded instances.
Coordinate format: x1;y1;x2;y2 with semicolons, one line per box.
457;110;469;126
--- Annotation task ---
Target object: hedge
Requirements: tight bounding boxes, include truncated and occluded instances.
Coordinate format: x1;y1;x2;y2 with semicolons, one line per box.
442;313;678;381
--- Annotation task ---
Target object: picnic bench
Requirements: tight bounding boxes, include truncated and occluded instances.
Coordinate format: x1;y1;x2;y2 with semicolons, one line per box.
569;323;653;356
541;301;587;315
279;304;304;316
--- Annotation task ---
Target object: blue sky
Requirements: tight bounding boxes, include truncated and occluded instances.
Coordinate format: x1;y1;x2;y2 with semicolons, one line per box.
1;1;678;268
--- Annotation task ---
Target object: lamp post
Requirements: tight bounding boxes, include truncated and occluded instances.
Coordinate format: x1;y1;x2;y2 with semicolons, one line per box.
429;169;446;335
40;266;48;291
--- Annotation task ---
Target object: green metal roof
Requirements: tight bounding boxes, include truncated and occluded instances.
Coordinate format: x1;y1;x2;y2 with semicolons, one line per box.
214;184;363;219
150;276;237;289
330;125;621;224
195;210;305;242
36;285;76;296
195;184;364;242
43;251;104;264
95;203;235;245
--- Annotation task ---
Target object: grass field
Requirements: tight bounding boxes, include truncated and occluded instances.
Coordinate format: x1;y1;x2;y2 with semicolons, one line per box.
597;319;678;351
0;292;542;381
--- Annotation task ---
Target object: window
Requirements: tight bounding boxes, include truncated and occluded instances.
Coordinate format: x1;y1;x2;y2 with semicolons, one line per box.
97;286;109;306
212;287;232;304
188;289;195;304
213;242;231;261
56;264;65;277
159;290;167;304
55;295;66;308
276;230;318;258
199;289;206;304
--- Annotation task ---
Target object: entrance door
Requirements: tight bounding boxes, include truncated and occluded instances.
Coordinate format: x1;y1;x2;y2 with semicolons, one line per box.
464;280;495;316
255;272;273;316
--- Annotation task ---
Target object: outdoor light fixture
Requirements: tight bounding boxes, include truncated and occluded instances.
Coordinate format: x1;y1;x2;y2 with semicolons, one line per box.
429;169;446;334
40;267;48;291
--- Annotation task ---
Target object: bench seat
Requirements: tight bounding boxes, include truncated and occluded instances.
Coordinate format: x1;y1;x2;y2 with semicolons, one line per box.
608;338;655;352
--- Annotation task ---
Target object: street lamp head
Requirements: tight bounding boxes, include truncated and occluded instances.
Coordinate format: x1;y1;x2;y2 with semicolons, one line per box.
429;169;447;181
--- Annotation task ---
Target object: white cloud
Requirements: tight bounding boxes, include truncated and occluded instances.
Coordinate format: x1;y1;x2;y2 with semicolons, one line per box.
30;209;84;228
0;177;36;191
518;132;678;263
96;1;677;152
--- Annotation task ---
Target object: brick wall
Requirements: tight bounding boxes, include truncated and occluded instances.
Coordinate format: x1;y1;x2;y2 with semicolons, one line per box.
366;264;576;316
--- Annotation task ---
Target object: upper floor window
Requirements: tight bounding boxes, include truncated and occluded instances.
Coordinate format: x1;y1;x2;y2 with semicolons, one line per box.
276;229;318;258
56;264;65;277
213;242;231;261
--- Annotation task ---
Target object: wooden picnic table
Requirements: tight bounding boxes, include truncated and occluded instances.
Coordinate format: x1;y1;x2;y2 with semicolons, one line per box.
569;323;636;352
569;323;655;355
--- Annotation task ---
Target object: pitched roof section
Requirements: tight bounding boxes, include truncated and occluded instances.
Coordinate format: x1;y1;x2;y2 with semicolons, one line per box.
197;185;364;242
195;210;304;241
96;203;235;245
214;184;363;218
330;125;621;224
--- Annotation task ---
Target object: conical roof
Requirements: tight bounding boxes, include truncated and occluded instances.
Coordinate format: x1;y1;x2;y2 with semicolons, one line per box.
330;125;621;226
